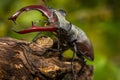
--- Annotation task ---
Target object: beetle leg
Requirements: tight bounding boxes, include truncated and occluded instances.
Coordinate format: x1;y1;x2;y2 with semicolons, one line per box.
78;57;86;75
71;42;77;80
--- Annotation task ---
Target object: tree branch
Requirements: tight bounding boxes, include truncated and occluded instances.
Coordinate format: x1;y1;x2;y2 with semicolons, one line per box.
0;37;93;80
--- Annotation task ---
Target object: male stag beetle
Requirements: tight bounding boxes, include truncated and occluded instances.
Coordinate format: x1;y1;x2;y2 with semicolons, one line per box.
9;5;94;79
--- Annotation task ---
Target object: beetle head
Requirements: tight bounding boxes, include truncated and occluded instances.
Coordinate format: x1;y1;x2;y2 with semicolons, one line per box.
8;5;70;34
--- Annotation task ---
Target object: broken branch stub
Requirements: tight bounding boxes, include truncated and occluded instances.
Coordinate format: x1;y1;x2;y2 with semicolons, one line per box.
0;37;93;80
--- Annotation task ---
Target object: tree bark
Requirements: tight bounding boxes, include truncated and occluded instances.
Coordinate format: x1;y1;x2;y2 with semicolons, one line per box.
0;37;93;80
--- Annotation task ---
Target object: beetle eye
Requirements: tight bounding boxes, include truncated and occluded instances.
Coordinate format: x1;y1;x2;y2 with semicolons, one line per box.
58;9;66;17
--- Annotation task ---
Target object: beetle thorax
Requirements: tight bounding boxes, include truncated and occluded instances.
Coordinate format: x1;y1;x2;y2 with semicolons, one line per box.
53;10;70;31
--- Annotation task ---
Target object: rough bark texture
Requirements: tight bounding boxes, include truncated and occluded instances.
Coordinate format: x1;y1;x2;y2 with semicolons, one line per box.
0;37;93;80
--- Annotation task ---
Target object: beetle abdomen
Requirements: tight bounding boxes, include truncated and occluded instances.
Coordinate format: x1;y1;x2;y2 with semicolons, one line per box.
75;29;94;61
76;41;94;61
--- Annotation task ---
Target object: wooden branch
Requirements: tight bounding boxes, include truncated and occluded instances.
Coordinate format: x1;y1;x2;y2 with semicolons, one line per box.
0;37;93;80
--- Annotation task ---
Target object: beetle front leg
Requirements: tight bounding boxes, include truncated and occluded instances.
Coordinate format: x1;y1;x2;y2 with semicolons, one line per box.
71;42;86;80
71;42;77;80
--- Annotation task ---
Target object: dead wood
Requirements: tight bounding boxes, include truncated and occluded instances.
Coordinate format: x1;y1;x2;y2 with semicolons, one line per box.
0;37;93;80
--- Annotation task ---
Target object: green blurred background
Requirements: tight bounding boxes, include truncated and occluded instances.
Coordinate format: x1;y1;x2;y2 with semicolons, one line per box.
0;0;120;80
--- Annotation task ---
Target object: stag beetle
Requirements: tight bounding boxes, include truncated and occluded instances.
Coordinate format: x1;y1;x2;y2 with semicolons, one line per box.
9;5;94;79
